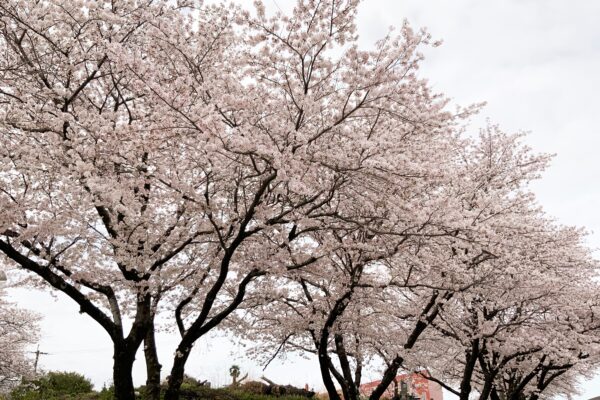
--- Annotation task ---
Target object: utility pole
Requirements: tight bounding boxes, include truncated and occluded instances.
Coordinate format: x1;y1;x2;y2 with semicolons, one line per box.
33;345;48;374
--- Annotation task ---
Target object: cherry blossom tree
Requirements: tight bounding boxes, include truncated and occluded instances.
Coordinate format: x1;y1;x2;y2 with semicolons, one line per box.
234;128;600;400
417;264;599;400
1;0;464;397
382;131;600;400
419;277;600;400
481;286;600;400
400;130;600;400
127;0;488;398
1;1;597;400
154;0;494;397
0;1;242;398
0;283;39;392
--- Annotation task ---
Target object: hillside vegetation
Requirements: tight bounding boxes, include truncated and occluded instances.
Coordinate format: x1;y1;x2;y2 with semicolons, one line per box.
1;372;316;400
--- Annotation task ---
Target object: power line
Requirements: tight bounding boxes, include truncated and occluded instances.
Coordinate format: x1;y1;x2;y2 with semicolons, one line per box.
20;345;113;355
271;0;282;13
48;347;112;354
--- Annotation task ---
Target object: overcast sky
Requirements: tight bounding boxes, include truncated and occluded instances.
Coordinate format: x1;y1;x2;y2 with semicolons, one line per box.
7;0;600;398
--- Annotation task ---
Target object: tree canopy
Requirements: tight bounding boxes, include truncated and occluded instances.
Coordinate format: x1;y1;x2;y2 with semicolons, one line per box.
0;1;598;400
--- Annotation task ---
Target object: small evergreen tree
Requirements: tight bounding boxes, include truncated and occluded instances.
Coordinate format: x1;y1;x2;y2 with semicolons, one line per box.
229;366;248;387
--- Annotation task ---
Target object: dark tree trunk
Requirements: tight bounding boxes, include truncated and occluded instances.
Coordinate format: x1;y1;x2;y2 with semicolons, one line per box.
490;388;502;400
164;341;193;400
315;290;356;400
334;334;359;400
318;346;343;400
477;350;497;400
368;356;403;400
479;378;494;400
113;342;137;400
354;358;362;389
459;340;479;400
144;320;162;400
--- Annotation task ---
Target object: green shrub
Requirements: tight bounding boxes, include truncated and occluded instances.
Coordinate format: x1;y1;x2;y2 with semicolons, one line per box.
174;385;312;400
239;381;270;395
8;372;312;400
226;388;309;400
9;371;94;400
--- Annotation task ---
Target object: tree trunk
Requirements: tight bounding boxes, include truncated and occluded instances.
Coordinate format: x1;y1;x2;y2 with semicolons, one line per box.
144;321;162;400
113;342;137;400
164;342;193;400
318;349;343;400
479;379;494;400
490;388;502;400
459;340;479;400
368;356;403;400
334;335;358;400
316;291;356;400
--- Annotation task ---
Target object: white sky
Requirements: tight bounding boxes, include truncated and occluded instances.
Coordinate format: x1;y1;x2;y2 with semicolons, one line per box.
7;0;600;398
